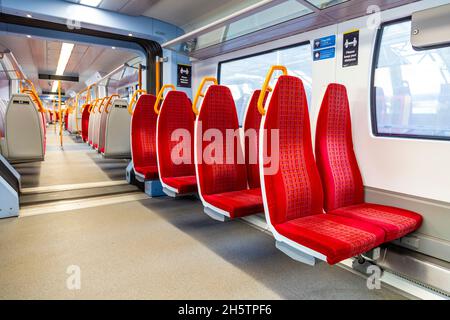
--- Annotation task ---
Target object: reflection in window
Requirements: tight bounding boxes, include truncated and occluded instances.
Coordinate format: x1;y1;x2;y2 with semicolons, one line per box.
306;0;349;9
194;0;312;51
373;20;450;139
219;43;312;124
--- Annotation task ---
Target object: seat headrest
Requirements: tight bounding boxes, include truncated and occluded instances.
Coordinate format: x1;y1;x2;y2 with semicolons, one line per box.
135;94;157;111
198;85;236;126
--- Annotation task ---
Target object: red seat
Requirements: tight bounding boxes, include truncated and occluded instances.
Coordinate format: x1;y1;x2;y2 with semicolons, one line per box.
261;75;384;265
131;94;159;180
162;176;197;194
315;84;422;241
81;105;90;143
243;90;265;189
196;85;263;219
203;188;264;219
156;91;197;195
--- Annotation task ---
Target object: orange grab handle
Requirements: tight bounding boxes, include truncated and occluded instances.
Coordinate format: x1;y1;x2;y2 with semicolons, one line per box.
88;99;99;113
192;77;218;116
154;84;176;115
97;97;107;113
105;94;120;113
257;65;288;115
127;89;147;115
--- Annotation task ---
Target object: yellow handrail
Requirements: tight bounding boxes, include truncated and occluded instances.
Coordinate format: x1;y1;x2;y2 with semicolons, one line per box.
154;84;176;115
97;97;107;113
127;89;147;115
21;89;46;113
105;94;120;113
257;65;288;115
192;77;218;116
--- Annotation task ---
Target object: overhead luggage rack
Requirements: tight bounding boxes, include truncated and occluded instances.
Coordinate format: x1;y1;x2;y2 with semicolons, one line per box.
162;0;418;59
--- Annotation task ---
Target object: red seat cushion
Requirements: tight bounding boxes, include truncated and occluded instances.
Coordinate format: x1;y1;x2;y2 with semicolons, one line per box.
315;84;422;241
134;165;159;180
330;203;423;242
157;91;196;193
203;188;263;219
276;214;385;265
131;94;159;180
162;176;197;194
243;90;266;189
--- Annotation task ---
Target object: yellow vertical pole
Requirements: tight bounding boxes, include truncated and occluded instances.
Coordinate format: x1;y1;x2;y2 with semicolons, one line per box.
138;64;142;91
155;56;160;95
53;98;57;133
58;81;63;148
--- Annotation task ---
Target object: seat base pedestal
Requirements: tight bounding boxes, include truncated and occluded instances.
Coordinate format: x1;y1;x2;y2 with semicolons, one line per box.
204;207;230;222
126;162;134;184
275;241;317;266
163;187;177;198
0;177;19;218
144;180;165;198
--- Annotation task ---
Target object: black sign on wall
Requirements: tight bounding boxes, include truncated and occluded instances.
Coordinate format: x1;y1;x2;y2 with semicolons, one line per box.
177;64;192;88
343;30;359;68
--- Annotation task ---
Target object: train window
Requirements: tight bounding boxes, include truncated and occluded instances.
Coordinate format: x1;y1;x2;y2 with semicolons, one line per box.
219;43;312;124
373;20;450;140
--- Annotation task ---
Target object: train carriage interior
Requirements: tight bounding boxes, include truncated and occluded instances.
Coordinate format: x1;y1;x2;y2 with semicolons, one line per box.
0;0;449;302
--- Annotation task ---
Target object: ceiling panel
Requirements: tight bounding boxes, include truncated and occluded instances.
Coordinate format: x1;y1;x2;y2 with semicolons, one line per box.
0;33;140;94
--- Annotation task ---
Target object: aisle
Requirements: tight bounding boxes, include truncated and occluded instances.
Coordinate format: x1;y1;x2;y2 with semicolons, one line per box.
13;125;130;188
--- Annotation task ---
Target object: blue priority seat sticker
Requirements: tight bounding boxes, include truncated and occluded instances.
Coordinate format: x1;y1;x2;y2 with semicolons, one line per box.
313;35;336;50
313;47;336;61
313;35;336;61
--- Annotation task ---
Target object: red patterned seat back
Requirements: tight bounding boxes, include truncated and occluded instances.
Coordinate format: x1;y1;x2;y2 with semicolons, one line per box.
315;84;364;212
243;90;265;189
262;76;324;226
157;91;195;179
131;94;158;170
81;105;90;142
196;85;248;196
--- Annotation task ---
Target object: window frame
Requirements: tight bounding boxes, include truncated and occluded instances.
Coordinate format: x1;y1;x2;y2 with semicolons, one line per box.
370;17;450;142
217;40;311;84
